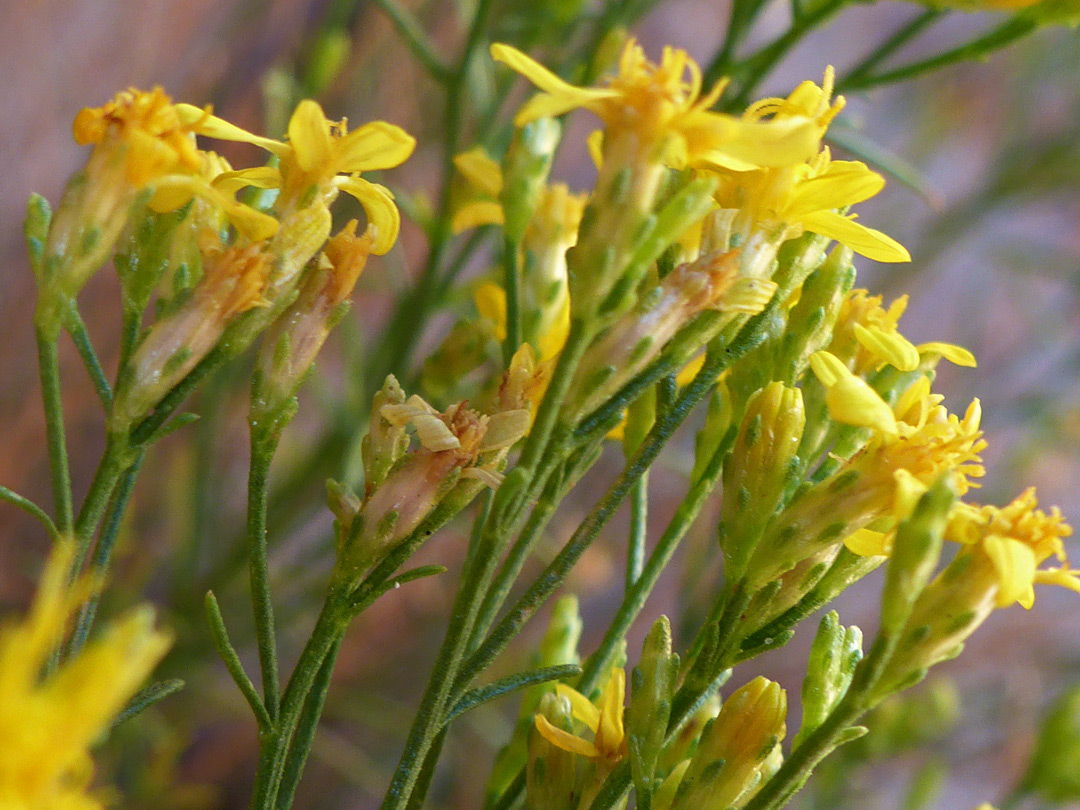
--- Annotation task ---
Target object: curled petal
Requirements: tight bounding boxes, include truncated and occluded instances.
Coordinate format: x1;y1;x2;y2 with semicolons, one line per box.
555;684;600;733
918;342;977;367
853;323;920;372
984;535;1037;608
212;166;283;195
534;714;601;758
692;113;821;171
336;176;401;254
490;43;617;126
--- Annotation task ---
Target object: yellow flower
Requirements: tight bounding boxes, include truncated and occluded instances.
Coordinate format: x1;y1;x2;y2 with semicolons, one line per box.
946;488;1075;608
451;147;507;232
829;290;976;375
73;87;206;185
811;359;986;492
709;147;910;263
491;40;821;170
190;100;416;254
534;669;626;763
72;88;278;242
0;545;171;810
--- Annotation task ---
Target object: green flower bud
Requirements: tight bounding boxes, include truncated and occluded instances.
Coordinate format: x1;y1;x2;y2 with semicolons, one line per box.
674;678;787;810
361;375;409;497
628;617;679;803
880;477;955;637
690;381;733;486
487;596;583;802
720;382;805;582
502;118;561;242
527;692;580;810
795;611;863;746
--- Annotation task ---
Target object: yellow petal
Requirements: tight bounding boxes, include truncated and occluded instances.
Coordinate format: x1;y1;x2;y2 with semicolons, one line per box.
984;535;1037;608
212;166;284;195
844;528;892;556
799;211;910;263
454;147;504;197
336;121;416;173
288;99;334;173
452;200;506;233
1034;567;1080;596
784;161;885;219
336;176;400;254
555;683;600;733
853;323;920;371
597;669;626;752
692;113;820;170
534;714;601;758
473;281;508;340
537;299;570;362
490;43;617;125
917;342;977;367
810;351;898;436
175;103;287;155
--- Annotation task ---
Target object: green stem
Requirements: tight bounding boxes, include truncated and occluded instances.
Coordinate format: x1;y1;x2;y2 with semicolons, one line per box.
248;429;282;721
36;326;73;534
65;306;112;409
0;484;59;540
839;17;1036;91
503;235;523;366
836;9;941;93
370;0;453;81
626;473;648;591
704;0;771;86
72;433;129;571
274;638;343;810
723;0;847;111
67;454;144;655
251;588;351;810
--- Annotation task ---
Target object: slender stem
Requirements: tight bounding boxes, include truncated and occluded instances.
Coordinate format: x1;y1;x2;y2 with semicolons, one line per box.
370;0;453;81
65;306;112;408
67;454;144;655
274;638;343;810
723;0;847;111
625;473;648;590
836;9;941;93
0;484;59;540
248;429;282;722
72;433;129;570
839;17;1036;91
36;326;73;534
503;235;523;366
704;0;771;87
251;589;351;810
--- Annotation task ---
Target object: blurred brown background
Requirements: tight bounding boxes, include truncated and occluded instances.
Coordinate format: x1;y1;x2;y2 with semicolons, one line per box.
1;1;1078;808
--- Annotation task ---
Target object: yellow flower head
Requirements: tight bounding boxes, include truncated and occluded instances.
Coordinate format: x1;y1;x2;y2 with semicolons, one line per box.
534;669;627;763
0;545;171;810
189;100;416;254
73;87;207;186
709;147;910;263
812;356;986;493
947;489;1075;608
491;40;821;170
829;289;977;375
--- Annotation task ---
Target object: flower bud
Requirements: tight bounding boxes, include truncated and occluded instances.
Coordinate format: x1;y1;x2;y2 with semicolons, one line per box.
719;383;805;582
879;477;955;636
674;677;787;810
501;118;561;242
361;375;409;497
252;221;374;430
795;611;862;746
527;692;579;810
487;596;583;802
111;242;271;431
628;617;679;802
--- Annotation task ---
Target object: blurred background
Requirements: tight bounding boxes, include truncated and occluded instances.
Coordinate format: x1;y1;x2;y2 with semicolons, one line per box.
1;1;1078;808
